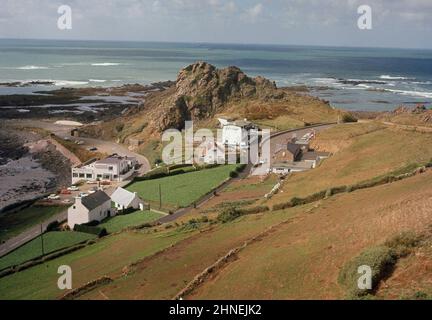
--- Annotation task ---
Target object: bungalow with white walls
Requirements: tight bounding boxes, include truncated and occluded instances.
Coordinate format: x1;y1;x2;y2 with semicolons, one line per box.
67;191;115;229
111;187;149;211
220;119;259;148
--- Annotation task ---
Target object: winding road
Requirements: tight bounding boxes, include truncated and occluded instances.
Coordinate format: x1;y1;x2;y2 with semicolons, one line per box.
0;122;335;259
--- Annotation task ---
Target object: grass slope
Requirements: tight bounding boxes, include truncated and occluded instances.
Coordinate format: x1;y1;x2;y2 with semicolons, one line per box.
0;229;194;300
0;231;96;270
0;206;66;243
127;165;236;210
269;122;432;206
99;210;163;233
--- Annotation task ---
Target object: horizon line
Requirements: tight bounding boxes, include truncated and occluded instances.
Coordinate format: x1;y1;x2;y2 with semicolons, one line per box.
1;37;432;51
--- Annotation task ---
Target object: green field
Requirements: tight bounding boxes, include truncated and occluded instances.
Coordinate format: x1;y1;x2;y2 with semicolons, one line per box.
0;230;194;300
0;231;96;270
127;165;236;210
99;210;163;233
0;206;66;243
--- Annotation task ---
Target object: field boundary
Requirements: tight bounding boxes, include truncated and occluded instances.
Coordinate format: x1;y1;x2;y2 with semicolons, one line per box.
172;214;307;300
271;164;430;211
0;238;96;279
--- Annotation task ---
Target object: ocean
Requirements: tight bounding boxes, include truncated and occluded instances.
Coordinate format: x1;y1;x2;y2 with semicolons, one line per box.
1;39;432;111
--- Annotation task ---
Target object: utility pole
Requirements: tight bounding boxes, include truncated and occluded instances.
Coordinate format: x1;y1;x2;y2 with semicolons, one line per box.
159;184;162;209
40;224;45;256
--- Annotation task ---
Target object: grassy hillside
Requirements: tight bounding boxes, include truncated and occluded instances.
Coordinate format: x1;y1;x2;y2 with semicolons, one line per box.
0;205;66;242
0;231;96;270
187;171;432;299
2;120;432;300
0;229;195;299
267;122;432;206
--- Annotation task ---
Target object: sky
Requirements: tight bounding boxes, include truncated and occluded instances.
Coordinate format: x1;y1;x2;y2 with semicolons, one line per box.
0;0;431;49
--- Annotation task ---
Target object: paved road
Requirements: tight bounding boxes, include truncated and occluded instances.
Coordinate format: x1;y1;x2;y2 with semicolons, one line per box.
158;123;336;223
0;210;67;259
0;120;151;259
157;163;252;224
0;122;334;258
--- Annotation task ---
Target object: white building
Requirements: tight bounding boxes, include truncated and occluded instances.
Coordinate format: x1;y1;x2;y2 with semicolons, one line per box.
111;187;148;211
72;155;138;184
67;191;114;229
221;119;259;148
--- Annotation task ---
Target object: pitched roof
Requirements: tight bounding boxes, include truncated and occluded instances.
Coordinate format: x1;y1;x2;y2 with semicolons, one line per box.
81;191;111;211
111;187;139;207
286;143;301;155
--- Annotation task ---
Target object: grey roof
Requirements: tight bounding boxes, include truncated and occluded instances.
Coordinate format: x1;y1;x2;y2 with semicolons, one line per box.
286;143;301;155
81;191;111;211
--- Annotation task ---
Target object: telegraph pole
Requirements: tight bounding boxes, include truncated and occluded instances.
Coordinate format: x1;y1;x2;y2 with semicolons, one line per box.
40;224;45;256
159;184;162;209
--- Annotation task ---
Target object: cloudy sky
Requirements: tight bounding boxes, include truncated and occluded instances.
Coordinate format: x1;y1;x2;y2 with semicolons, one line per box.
0;0;431;48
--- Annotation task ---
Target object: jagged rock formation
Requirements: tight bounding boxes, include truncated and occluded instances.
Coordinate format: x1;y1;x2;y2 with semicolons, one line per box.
149;61;280;132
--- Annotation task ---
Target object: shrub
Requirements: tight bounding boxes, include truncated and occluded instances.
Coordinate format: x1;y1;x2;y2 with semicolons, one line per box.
200;216;209;223
238;206;270;215
235;164;247;173
217;207;242;223
46;221;60;232
83;220;100;227
74;225;107;238
384;231;421;257
229;171;239;178
272;202;294;211
342;113;358;123
338;246;397;298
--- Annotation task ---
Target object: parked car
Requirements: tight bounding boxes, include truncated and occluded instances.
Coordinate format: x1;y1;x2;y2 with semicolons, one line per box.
79;192;89;198
75;140;84;145
100;180;111;186
87;180;98;185
47;194;60;200
67;185;79;191
60;189;72;195
62;199;72;204
88;147;98;151
64;137;71;141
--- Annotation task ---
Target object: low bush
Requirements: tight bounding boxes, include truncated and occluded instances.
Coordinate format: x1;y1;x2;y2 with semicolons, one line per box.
338;246;397;298
384;231;421;257
339;231;421;299
235;164;247;173
217;207;242;223
73;225;107;238
229;171;239;178
238;206;270;215
46;221;60;232
342;113;358;123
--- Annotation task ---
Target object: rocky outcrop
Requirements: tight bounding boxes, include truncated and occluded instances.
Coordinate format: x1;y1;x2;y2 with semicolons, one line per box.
150;61;280;132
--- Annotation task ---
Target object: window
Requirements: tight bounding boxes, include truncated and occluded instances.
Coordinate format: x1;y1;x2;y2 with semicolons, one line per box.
97;174;102;178
108;166;113;171
73;173;78;178
79;173;85;178
86;174;92;179
73;206;76;209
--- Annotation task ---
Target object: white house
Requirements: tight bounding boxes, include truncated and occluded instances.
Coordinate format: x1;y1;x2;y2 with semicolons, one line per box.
221;119;259;148
67;191;114;229
111;187;148;211
72;154;138;184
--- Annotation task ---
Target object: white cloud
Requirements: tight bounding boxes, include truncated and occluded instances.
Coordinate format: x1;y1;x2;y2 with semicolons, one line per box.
246;3;263;20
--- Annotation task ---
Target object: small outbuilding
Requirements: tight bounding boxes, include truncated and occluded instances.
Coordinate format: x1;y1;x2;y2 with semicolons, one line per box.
111;187;148;211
